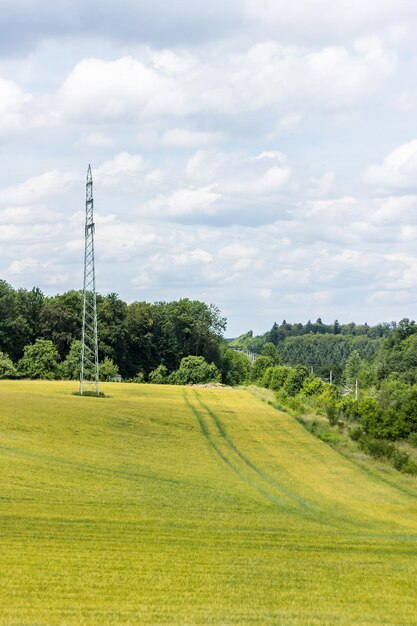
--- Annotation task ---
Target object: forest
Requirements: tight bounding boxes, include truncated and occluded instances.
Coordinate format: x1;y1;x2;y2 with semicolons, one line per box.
1;279;417;468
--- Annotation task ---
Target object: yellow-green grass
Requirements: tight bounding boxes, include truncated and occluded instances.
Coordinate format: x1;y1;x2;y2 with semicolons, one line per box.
1;380;417;625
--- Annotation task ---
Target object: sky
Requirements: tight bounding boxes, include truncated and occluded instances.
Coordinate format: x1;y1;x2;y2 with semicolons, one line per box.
1;1;417;336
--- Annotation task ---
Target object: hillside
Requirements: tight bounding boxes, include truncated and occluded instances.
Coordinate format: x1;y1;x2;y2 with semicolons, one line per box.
1;381;417;625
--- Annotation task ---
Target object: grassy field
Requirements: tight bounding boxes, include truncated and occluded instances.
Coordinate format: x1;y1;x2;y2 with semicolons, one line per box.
1;380;417;625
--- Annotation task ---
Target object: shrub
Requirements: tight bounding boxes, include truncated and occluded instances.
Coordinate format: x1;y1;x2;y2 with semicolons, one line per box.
392;449;410;471
251;355;274;382
349;425;363;441
408;432;417;448
300;374;323;397
261;365;290;391
99;357;119;381
285;395;306;413
337;395;359;421
283;365;309;396
171;356;221;385
220;348;252;386
359;436;395;460
149;364;168;384
325;402;338;426
0;352;17;379
403;459;417;475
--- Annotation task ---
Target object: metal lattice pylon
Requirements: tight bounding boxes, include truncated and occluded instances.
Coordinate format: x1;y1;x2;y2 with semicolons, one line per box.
80;164;100;395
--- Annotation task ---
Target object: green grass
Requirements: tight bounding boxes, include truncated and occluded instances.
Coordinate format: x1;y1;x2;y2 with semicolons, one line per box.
1;380;417;625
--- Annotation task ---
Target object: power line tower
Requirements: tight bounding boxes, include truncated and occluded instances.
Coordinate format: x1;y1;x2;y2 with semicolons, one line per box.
80;164;100;396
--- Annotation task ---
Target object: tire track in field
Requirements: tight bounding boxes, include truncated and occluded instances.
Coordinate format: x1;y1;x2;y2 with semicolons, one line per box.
183;391;288;508
193;390;312;510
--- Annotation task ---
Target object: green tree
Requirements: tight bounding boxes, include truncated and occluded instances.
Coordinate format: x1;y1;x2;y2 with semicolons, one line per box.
167;299;226;366
261;341;280;364
343;350;362;384
261;365;291;391
16;287;44;346
283;365;309;396
252;355;274;382
0;352;17;379
59;340;82;380
18;339;59;379
300;374;324;396
39;291;83;359
220;346;252;386
149;364;168;384
97;293;128;369
99;357;119;381
0;280;32;361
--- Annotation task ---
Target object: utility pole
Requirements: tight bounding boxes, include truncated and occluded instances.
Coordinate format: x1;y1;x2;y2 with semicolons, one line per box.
329;370;333;384
355;378;358;401
80;164;100;396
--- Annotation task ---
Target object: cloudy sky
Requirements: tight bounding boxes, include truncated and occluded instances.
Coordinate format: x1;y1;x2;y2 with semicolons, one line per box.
1;1;417;335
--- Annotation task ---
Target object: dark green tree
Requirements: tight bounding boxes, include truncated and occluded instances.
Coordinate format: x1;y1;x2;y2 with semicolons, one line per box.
220;346;252;386
39;291;82;359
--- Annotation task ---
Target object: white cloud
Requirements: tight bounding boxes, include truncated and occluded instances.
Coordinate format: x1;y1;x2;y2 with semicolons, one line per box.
309;172;335;197
0;170;79;207
82;132;114;148
141;187;221;219
0;76;31;133
9;256;40;275
172;248;213;265
254;151;287;162
94;152;144;186
370;195;417;223
243;1;416;42
365;140;417;190
227;38;395;113
162;128;223;148
59;56;187;122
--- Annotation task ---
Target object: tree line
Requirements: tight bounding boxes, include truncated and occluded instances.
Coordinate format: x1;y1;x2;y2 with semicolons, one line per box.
0;279;251;384
228;319;390;381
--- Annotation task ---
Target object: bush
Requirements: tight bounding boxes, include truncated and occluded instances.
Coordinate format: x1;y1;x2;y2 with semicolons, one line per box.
99;357;119;381
283;365;309;396
337;395;359;421
349;425;363;441
0;352;17;379
300;374;323;397
149;364;168;384
171;356;221;385
408;432;417;448
261;365;290;391
358;436;395;460
251;355;274;382
220;347;252;386
392;449;410;471
325;402;338;426
403;459;417;475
